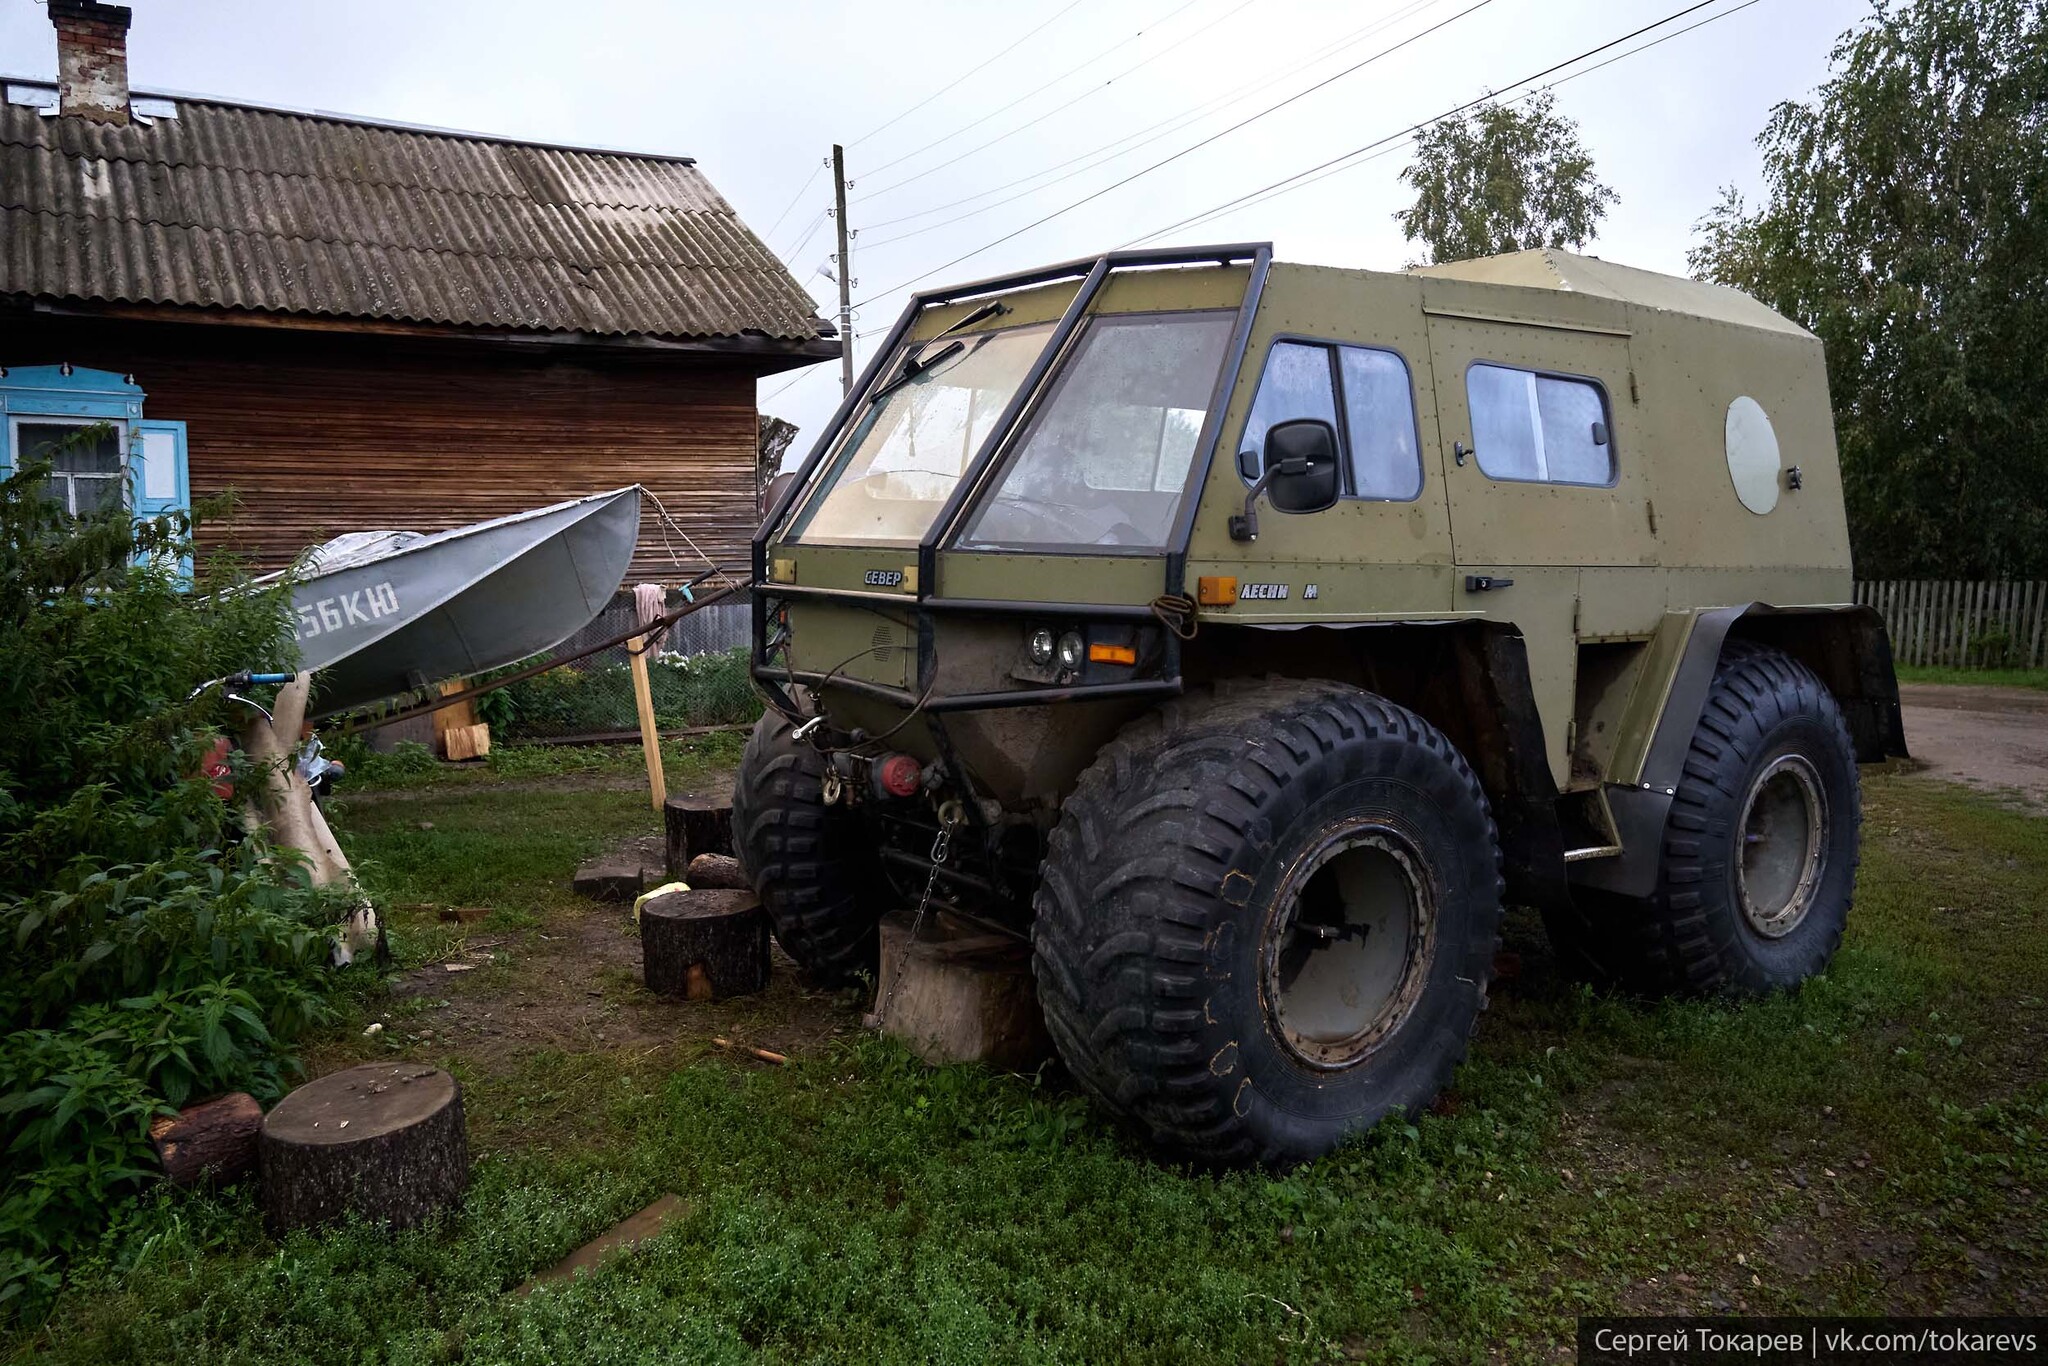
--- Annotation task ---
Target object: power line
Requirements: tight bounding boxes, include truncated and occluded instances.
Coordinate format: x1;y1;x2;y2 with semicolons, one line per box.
857;0;1448;233
762;363;834;406
853;0;1497;307
847;0;1092;150
853;0;1261;207
1125;0;1764;247
759;162;824;243
855;0;1212;183
776;208;830;260
858;0;1463;250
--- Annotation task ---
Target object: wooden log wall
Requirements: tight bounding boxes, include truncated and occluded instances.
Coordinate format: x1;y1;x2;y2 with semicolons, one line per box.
7;313;786;581
1854;580;2048;669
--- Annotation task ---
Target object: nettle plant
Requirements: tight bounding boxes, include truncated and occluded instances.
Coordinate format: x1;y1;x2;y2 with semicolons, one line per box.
0;440;355;1317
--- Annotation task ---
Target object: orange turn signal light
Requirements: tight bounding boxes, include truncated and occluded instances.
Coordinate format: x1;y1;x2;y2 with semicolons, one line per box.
1196;575;1237;606
1087;643;1138;666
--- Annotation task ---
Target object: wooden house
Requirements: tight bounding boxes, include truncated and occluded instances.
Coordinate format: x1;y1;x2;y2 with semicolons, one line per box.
0;2;836;581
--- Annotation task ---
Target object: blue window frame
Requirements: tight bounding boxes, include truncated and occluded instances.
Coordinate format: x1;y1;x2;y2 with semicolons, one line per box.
0;365;192;575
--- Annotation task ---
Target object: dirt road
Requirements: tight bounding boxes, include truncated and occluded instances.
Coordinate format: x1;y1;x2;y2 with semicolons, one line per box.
1898;683;2048;807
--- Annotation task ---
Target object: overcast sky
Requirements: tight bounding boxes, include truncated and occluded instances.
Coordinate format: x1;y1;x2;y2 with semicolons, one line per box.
2;0;1866;451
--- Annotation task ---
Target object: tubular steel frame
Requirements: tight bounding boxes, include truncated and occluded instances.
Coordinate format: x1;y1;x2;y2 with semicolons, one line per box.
752;242;1273;712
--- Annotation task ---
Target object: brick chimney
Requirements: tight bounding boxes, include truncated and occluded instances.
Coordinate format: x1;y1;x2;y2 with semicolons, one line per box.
49;0;133;125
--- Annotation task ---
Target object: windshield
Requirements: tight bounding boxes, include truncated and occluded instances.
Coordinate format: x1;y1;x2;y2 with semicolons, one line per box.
792;323;1056;546
956;310;1234;551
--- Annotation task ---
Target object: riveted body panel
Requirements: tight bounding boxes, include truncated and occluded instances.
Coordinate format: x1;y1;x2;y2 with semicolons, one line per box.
750;243;1900;923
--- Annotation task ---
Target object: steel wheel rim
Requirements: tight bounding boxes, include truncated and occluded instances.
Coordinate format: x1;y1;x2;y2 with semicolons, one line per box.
1261;824;1436;1070
1735;753;1828;939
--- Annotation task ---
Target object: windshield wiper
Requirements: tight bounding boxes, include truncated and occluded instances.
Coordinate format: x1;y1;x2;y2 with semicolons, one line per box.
871;338;965;403
866;301;1011;404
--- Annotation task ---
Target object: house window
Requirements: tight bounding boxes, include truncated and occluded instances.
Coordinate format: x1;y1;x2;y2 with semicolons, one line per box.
1240;339;1424;501
1466;364;1613;486
9;418;126;514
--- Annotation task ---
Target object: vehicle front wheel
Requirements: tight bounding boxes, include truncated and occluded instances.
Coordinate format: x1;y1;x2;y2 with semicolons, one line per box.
1032;681;1502;1167
731;711;888;986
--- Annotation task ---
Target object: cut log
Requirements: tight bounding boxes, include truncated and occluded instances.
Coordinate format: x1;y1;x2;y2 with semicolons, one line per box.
641;889;770;1000
573;853;643;902
150;1092;263;1186
258;1062;467;1233
662;795;733;877
874;912;1053;1070
684;852;749;890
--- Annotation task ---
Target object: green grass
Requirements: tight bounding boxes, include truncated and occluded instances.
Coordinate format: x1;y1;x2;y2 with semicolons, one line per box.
7;770;2042;1363
1894;663;2048;690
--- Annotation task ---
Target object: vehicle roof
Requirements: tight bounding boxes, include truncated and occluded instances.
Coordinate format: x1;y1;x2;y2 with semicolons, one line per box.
1408;248;1812;339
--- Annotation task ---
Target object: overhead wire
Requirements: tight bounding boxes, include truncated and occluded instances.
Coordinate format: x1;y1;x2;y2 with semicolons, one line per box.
847;0;1092;149
856;0;1448;233
855;0;1213;183
852;0;1263;206
852;0;1497;307
1123;0;1764;247
857;0;1466;250
758;161;824;242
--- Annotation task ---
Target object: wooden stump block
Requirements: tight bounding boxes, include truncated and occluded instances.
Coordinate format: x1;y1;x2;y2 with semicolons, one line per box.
150;1092;262;1187
684;852;750;890
875;912;1053;1070
663;795;733;877
573;853;643;902
259;1062;467;1233
641;889;769;1000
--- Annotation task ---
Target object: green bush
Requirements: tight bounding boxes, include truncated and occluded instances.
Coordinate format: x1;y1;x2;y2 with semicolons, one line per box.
0;457;353;1318
499;647;760;738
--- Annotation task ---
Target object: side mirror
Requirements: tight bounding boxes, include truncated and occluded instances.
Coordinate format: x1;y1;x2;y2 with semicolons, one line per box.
1230;418;1339;541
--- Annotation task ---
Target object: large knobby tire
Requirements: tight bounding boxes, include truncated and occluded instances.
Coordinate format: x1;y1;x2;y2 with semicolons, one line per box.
1032;681;1502;1167
731;712;888;986
1560;641;1861;997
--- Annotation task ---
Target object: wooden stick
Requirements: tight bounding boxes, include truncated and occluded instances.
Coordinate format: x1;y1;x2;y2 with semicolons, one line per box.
711;1037;786;1065
628;636;667;812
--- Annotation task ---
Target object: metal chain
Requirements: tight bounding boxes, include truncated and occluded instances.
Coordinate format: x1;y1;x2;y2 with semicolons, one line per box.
869;800;963;1029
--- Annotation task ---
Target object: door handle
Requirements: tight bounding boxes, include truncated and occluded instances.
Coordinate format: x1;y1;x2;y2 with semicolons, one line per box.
1464;575;1514;593
1453;440;1473;467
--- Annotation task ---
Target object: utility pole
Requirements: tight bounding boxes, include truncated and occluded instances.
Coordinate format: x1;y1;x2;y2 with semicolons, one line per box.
831;143;854;395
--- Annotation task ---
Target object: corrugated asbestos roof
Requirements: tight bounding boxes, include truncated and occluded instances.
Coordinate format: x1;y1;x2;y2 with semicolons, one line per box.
0;82;832;343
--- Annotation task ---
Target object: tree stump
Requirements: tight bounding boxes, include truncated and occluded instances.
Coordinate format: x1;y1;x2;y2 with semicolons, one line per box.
874;912;1053;1070
641;889;770;1000
663;796;733;877
684;852;750;890
258;1063;467;1233
150;1092;263;1187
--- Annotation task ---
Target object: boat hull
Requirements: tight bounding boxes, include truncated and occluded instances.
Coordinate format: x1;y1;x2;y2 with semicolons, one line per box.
274;487;642;713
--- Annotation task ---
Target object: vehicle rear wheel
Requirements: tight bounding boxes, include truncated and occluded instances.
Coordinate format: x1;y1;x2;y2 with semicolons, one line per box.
1032;680;1502;1166
731;712;888;986
1555;641;1861;996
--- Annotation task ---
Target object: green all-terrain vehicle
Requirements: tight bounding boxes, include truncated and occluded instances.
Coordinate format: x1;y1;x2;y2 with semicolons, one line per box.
737;242;1906;1166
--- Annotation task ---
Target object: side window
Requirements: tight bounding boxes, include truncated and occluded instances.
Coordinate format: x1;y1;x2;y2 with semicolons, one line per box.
1239;341;1336;478
10;419;126;514
1466;363;1613;486
1338;347;1422;500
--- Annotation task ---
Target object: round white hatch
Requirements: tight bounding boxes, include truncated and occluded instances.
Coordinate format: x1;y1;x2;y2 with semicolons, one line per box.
1725;396;1782;515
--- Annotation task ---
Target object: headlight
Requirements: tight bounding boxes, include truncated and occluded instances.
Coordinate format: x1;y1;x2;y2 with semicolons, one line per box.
1056;631;1086;671
1028;626;1057;665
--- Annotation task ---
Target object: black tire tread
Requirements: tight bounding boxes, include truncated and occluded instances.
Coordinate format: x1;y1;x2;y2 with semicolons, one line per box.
731;713;886;985
1560;640;1861;997
1031;679;1503;1165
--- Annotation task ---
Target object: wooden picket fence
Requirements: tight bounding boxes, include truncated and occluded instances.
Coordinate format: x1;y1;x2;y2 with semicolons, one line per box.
1854;580;2048;669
